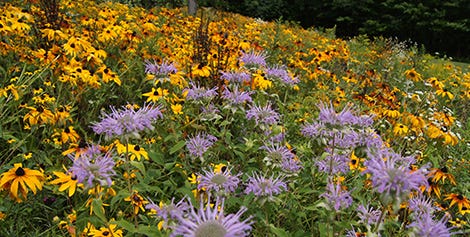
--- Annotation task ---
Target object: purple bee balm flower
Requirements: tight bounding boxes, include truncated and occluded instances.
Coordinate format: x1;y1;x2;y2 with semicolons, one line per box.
198;167;241;194
244;172;287;197
145;60;177;77
408;215;454;237
184;82;218;101
262;143;302;173
301;121;323;137
186;133;217;159
68;145;116;188
171;196;253;237
220;71;251;84
318;102;357;126
363;150;428;203
221;86;253;105
320;181;353;211
357;204;382;225
145;197;189;222
91;103;163;140
266;65;299;85
315;151;349;174
408;194;436;219
246;103;280;126
240;51;267;68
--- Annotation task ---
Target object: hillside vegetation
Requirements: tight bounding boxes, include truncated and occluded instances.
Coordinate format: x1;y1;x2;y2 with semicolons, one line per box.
0;1;469;236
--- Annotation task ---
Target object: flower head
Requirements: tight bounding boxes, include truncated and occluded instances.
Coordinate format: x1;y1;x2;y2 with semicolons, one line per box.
68;145;116;188
186;133;218;160
244;172;287;197
246;103;280;126
320;181;353;211
221;86;253;105
240;51;267;68
364;150;428;204
262;143;302;173
146;197;190;222
220;71;251;84
171;196;253;237
356;204;382;225
0;163;45;202
91;103;163;140
183;82;218;101
408;215;454;237
198;167;241;194
145;60;177;83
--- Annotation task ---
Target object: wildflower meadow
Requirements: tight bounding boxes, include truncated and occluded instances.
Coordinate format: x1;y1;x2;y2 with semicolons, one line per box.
1;1;470;236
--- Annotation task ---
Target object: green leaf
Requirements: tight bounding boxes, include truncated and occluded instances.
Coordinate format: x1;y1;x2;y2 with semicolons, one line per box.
269;224;290;237
91;198;107;222
169;140;186;155
130;160;146;174
114;219;136;232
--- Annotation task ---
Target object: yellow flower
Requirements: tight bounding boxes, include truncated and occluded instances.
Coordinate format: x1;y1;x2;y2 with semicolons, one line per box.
115;141;149;161
436;87;454;100
50;171;80;197
0;163;45;202
0;211;6;220
404;68;422;82
445;193;470;215
23;105;55;125
124;191;148;215
449;218;467;228
382;109;401;118
393;123;408;136
23;152;32;160
89;224;123;237
171;103;183;115
142;87;169;103
53;126;80;144
192;63;211;77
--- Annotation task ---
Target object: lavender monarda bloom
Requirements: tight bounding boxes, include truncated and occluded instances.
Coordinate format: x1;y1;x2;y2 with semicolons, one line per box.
221;85;253;105
262;143;302;173
171;196;253;237
68;145;116;188
186;133;217;160
240;51;267;68
320;181;353;211
266;65;300;85
244;172;287;197
220;71;251;84
408;215;454;237
357;204;382;225
145;198;189;222
364;150;428;205
91;104;163;140
145;60;177;83
183;82;218;101
246;103;280;126
198;167;241;194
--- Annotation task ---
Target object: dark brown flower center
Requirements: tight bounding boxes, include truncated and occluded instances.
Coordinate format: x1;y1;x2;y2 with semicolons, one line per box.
134;145;140;151
15;167;26;176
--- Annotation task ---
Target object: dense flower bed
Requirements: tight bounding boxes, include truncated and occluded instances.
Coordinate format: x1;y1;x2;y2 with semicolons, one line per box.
0;0;469;236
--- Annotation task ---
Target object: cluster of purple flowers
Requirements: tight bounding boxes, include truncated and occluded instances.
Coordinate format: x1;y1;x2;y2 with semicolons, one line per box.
186;132;218;160
91;103;163;140
197;168;241;194
220;71;251;84
244;172;287;197
266;65;300;85
319;181;353;211
246;103;280;126
183;82;218;101
144;60;177;80
363;149;428;204
262;143;302;173
68;144;116;188
221;85;253;105
147;195;253;237
240;51;267;68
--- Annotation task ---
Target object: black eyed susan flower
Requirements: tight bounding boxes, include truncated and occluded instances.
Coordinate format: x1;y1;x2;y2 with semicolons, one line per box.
0;163;45;202
49;171;80;197
89;224;123;237
142;87;168;103
445;193;470;214
124;191;148;215
429;166;456;185
393;123;409;136
404;68;422;82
